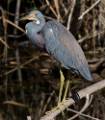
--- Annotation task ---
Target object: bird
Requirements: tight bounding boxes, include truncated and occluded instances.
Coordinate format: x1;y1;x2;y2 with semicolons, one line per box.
21;10;92;103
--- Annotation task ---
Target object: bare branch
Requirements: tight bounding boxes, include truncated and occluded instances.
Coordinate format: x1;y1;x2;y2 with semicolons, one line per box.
41;79;105;120
67;0;76;30
78;0;101;20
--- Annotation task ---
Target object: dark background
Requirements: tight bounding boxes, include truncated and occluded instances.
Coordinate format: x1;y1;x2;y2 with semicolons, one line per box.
0;0;105;120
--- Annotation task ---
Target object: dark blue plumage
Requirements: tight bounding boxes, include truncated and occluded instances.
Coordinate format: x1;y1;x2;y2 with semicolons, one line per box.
25;10;92;81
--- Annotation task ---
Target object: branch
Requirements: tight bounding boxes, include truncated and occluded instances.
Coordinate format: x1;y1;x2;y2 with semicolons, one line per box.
67;107;99;120
41;79;105;120
45;0;58;18
14;0;25;101
0;37;9;48
67;95;93;120
67;0;76;30
78;0;101;20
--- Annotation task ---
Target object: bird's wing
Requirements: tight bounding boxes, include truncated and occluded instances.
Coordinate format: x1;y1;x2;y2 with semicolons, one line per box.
42;20;92;81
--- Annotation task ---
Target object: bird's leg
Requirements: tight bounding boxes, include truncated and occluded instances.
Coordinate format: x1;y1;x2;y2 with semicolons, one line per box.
62;80;70;102
46;70;66;114
58;70;65;105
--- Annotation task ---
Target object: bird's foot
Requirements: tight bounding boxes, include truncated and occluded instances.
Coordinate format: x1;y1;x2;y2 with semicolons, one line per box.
45;101;65;115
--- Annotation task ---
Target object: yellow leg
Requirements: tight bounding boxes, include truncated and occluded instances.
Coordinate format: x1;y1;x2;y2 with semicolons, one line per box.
46;70;65;114
62;80;70;101
46;70;68;114
58;70;65;104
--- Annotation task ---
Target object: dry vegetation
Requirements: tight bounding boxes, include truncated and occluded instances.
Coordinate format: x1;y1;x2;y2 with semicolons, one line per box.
0;0;105;120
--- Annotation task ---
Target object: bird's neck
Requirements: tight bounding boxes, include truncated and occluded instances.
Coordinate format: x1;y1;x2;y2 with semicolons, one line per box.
35;18;45;32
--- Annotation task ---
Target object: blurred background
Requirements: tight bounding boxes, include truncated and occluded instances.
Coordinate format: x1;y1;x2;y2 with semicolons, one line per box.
0;0;105;120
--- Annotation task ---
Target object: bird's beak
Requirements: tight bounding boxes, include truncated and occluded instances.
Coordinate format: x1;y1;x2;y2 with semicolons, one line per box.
19;12;38;21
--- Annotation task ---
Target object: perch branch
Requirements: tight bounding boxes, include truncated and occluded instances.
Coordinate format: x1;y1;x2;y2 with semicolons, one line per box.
41;79;105;120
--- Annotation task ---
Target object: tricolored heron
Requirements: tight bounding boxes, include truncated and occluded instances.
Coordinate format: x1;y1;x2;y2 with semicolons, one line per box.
21;10;92;104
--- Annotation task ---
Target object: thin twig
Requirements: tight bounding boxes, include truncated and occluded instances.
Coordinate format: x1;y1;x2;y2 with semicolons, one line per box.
92;6;97;57
53;0;61;21
45;0;58;18
6;19;25;33
67;108;100;120
78;0;101;20
3;100;28;108
42;91;55;114
68;95;93;120
78;30;105;43
67;0;76;30
41;79;105;120
1;4;8;100
14;0;24;101
3;56;39;76
0;37;9;48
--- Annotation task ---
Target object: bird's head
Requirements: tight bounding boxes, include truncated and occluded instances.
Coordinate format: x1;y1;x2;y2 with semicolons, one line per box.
21;10;45;49
20;10;45;25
